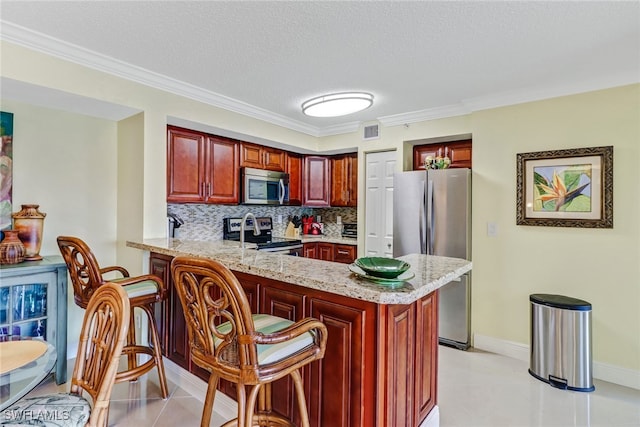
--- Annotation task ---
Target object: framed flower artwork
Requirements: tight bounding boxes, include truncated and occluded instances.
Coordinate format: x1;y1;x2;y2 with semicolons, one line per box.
516;146;613;228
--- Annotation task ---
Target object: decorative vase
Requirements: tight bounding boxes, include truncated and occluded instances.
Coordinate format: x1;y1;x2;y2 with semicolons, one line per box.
12;204;46;261
0;229;26;265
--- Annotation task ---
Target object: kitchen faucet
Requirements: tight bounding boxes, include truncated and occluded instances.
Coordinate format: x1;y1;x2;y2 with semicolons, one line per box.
240;212;261;249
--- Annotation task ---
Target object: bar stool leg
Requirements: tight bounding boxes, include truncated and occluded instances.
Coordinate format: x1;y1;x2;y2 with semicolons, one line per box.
143;304;169;399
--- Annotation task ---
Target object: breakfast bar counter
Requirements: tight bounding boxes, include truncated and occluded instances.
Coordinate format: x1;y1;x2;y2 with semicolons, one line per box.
128;238;472;427
127;238;471;305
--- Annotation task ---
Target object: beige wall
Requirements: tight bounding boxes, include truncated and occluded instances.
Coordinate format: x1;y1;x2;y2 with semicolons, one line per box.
2;40;638;384
3;98;119;346
470;86;640;374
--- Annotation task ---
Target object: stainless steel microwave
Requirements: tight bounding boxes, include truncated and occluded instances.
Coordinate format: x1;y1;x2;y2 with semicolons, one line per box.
241;167;289;205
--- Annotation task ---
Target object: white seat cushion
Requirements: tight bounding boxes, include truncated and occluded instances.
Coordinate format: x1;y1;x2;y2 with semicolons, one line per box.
216;314;315;365
2;393;91;426
112;278;160;298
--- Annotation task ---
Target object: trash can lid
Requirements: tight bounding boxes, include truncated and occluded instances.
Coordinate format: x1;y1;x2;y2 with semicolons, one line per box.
530;294;592;311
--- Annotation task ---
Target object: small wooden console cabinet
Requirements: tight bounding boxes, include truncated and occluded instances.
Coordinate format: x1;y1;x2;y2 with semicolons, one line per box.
0;256;68;384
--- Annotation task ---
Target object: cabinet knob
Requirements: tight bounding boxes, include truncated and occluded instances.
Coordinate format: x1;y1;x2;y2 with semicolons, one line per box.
387;243;392;248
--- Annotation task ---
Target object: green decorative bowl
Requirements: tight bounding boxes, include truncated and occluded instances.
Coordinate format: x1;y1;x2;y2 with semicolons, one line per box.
353;257;411;279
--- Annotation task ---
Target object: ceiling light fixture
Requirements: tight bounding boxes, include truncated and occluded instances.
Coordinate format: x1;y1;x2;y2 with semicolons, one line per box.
302;92;374;117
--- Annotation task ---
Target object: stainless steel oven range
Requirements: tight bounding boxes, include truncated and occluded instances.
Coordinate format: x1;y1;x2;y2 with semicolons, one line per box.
223;217;303;256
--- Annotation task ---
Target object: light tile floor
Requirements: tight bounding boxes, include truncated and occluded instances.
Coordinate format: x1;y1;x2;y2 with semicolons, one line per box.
16;345;640;426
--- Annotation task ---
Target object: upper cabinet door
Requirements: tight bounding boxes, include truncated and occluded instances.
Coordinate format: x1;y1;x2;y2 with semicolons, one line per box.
413;144;445;170
167;126;207;203
303;156;330;207
444;140;472;169
263;147;285;171
330;153;358;207
240;142;285;172
346;154;358;206
413;139;472;170
206;136;239;204
167;126;239;204
239;142;263;169
286;153;303;206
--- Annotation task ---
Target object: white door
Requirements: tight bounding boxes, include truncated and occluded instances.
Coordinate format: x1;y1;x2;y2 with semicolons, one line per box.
365;150;396;257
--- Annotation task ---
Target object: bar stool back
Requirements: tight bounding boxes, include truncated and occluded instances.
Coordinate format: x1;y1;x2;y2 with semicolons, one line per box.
57;236;169;399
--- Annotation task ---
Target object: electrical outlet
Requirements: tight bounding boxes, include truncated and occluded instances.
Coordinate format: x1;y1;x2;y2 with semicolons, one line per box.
136;313;142;329
337;216;342;224
277;215;282;224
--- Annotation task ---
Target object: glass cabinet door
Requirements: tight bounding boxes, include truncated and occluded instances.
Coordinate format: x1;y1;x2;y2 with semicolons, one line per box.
0;272;54;341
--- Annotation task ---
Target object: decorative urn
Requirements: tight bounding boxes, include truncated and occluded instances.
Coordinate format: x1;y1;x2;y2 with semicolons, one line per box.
12;204;46;261
0;229;26;264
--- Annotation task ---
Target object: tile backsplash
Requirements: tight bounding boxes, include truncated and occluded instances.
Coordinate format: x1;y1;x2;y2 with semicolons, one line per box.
167;204;356;240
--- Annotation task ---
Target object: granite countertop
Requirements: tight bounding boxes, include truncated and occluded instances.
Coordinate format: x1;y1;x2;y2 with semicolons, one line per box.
127;238;471;305
300;236;358;245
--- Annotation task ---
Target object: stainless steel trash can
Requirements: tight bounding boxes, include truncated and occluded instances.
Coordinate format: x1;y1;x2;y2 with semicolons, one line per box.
529;294;594;392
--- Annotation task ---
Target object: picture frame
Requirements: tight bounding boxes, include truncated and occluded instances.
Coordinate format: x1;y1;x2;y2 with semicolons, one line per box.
0;111;13;233
516;146;613;228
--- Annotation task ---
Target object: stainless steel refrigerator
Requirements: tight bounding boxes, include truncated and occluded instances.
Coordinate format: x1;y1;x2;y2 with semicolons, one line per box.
393;168;471;350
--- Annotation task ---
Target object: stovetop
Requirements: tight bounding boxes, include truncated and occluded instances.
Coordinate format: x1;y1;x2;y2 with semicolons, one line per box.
223;217;302;249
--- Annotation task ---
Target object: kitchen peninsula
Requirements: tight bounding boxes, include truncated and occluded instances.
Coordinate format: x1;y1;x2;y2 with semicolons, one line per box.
127;238;472;427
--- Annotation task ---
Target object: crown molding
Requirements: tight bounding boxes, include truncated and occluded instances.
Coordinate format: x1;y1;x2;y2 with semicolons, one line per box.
461;73;640;112
378;104;470;127
0;21;323;136
378;73;639;128
315;121;362;137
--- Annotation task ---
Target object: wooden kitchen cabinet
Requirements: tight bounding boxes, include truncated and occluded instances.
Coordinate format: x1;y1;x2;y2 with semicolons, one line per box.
149;253;171;356
240;142;285;172
317;243;334;261
330;153;358;207
413;291;439;422
149;253;189;369
333;244;357;264
303;156;331;207
413;138;472;170
303;242;318;259
285;152;303;205
149;252;440;427
167;126;239;204
306;295;377;427
445;140;472;169
303;242;356;264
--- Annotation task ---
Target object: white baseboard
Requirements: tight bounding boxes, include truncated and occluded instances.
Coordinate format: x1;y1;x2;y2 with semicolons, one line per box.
473;334;529;362
473;334;640;390
163;358;237;420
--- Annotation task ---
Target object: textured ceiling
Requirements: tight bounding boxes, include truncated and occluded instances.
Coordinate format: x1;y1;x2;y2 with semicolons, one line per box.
1;1;639;136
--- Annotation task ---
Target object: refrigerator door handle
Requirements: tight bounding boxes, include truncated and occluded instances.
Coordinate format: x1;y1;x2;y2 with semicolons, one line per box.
419;178;427;254
426;178;435;255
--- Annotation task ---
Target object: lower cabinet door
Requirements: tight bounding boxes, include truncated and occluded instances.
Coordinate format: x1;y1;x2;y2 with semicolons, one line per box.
306;296;377;427
414;291;439;422
317;243;334;261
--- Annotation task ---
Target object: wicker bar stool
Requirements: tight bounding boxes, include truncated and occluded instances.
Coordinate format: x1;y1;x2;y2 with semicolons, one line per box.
171;256;327;427
57;236;169;399
4;283;130;427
